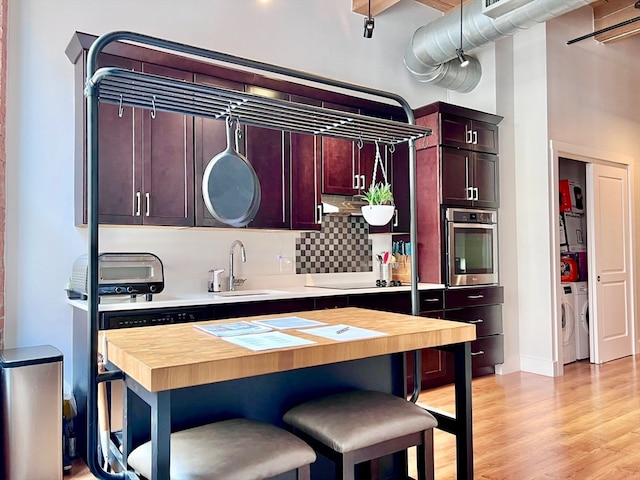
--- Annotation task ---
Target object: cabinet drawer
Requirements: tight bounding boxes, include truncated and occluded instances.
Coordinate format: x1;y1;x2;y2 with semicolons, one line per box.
419;289;444;312
470;335;504;370
445;286;504;308
444;304;502;336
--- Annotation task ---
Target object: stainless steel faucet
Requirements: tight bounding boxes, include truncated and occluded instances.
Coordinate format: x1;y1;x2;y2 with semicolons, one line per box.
228;240;247;291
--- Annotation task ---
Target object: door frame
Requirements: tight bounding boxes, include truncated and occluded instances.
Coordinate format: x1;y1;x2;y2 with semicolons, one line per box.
549;140;636;374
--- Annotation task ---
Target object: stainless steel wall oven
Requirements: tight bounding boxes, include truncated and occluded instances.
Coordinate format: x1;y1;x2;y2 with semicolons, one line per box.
445;208;498;287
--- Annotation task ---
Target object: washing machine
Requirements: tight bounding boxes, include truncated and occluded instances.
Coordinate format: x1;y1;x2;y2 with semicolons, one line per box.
569;281;589;360
560;284;577;364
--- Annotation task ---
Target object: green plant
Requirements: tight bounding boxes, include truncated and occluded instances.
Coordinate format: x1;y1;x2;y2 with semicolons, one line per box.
360;182;394;205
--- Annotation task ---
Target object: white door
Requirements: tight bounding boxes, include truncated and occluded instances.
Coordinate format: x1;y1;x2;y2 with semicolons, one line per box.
587;163;634;364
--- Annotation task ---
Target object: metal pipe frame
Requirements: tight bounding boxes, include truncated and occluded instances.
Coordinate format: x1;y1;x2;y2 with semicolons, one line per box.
84;30;430;480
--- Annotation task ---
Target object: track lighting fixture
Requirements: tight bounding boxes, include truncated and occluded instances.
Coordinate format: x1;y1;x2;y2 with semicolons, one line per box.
457;0;468;67
363;0;374;38
456;48;470;68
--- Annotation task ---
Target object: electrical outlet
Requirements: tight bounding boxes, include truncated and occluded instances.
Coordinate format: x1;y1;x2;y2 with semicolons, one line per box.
279;256;293;273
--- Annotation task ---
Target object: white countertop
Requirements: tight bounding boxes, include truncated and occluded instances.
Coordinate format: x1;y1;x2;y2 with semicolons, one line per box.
67;283;444;312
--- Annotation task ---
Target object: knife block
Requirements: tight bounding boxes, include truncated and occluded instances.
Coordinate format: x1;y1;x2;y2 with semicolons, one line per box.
392;255;412;285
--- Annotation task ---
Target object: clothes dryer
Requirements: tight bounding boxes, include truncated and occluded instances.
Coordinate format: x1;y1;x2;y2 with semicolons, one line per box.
570;281;589;360
561;284;577;364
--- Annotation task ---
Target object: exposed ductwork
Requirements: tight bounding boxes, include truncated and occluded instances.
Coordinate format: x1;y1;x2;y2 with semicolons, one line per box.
404;0;597;92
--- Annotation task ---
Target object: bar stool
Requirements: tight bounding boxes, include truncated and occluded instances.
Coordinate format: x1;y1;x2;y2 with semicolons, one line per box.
127;418;316;480
283;390;437;480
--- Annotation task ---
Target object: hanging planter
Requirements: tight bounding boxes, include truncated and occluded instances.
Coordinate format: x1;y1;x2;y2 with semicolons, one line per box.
359;141;395;226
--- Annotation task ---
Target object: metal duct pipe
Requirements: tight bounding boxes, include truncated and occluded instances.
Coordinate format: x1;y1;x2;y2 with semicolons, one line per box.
404;0;597;92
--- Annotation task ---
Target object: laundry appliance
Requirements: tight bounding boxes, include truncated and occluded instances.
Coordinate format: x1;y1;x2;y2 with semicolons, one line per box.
569;281;589;360
560;284;577;364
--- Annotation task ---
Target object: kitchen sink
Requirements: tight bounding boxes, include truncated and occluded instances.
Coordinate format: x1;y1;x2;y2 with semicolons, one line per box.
210;289;286;298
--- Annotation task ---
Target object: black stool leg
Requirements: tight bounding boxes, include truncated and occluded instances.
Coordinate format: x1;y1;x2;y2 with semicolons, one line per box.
417;429;435;480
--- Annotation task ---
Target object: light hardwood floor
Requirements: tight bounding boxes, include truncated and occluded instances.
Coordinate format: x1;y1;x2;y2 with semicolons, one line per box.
69;355;640;479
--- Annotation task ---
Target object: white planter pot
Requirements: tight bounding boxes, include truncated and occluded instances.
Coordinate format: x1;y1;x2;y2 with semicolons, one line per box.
361;205;395;226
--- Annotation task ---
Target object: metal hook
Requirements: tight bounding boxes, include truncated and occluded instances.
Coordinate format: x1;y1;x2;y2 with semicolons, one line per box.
151;95;157;119
118;94;124;118
357;135;364;150
389;142;396;154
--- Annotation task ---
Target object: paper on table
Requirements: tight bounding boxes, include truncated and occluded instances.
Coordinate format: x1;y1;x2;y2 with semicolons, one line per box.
222;331;316;351
300;324;387;341
252;316;327;330
194;321;271;337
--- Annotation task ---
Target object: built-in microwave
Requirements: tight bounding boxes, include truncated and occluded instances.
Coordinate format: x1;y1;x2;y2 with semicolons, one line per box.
445;207;498;287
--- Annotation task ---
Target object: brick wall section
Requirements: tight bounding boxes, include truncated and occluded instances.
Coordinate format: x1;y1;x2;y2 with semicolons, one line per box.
0;0;6;348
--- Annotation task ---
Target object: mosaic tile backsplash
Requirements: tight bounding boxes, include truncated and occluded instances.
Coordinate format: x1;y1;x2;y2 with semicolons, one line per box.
296;215;372;274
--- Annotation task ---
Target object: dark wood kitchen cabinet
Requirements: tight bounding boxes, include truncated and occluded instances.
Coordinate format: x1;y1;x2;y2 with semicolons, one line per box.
67;32;410;230
440;113;499;155
415;286;505;389
194;74;245;227
290;95;322;230
244;86;291;229
413;102;502;283
441;146;499;208
139;63;194;226
69;48;194;226
321;102;362;196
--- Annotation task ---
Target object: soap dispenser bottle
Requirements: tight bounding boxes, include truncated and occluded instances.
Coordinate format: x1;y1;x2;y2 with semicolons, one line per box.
208;269;225;293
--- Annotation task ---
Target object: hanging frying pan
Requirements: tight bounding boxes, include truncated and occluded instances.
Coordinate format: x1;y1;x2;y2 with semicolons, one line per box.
202;118;261;227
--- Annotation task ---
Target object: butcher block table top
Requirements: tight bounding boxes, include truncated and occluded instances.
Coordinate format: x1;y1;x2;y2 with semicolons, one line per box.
104;307;475;393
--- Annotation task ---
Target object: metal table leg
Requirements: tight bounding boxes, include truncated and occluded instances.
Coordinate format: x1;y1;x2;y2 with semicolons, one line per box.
423;341;474;480
123;376;172;480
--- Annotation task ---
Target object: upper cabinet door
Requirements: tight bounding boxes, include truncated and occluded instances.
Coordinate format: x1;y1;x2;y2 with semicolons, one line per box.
290;95;322;231
96;54;142;225
322;102;358;195
194;74;245;227
440;114;499;155
441;146;472;207
472;152;499;208
245;86;290;229
141;63;194;226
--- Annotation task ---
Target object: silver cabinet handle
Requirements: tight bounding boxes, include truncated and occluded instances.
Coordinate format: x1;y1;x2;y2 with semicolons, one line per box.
467;294;484;299
145;192;150;216
469;319;484;324
471;350;485;356
135;191;141;216
472;130;478;145
393;209;398;227
360;175;366;191
466;186;474;200
353;175;360;190
423;298;440;303
316;204;322;224
474;187;479;201
465;126;473;144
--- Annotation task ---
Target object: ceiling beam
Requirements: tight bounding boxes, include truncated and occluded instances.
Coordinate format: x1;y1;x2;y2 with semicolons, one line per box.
351;0;402;16
412;0;461;13
592;0;640;43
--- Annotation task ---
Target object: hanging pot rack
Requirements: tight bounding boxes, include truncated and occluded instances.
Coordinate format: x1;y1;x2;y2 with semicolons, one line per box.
83;30;430;480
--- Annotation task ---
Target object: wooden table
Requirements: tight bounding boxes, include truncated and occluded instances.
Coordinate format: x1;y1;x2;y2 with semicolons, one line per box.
104;307;476;479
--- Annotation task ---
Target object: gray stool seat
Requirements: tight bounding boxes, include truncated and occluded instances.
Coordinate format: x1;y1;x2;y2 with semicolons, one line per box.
283;390;437;480
127;418;316;480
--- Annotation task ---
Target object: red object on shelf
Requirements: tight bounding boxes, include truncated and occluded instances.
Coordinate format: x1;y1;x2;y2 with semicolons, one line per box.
560;257;579;282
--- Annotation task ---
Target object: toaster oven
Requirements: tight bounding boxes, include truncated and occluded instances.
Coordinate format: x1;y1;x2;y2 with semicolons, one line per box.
69;252;164;299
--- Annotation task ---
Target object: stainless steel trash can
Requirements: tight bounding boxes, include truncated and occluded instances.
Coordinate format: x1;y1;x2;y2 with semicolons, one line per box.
1;345;63;480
